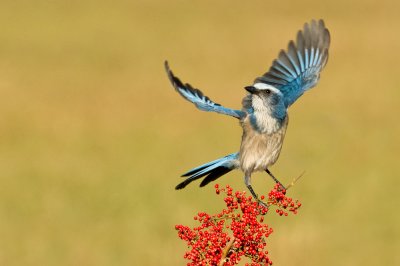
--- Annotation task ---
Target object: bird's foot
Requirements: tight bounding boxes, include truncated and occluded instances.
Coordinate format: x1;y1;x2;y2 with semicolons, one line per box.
257;199;268;209
276;181;287;191
246;184;269;209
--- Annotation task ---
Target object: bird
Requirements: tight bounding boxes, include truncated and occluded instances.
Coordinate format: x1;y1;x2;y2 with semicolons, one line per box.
165;19;330;204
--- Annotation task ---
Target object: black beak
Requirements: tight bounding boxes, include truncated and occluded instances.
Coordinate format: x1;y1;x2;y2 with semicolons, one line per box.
245;86;258;94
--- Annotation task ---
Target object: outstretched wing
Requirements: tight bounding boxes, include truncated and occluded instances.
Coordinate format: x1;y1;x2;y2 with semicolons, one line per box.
165;61;244;119
255;19;330;107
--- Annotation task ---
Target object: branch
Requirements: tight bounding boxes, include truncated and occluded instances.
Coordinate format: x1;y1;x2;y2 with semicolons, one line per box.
219;236;235;266
286;171;305;190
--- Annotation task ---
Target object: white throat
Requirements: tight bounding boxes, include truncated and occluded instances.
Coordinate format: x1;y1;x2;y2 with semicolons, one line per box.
253;110;281;134
249;83;284;134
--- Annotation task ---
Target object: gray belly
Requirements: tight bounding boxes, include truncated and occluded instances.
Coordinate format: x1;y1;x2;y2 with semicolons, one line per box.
239;116;288;173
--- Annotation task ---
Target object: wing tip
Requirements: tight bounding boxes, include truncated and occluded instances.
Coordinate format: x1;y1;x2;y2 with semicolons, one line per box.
164;60;175;83
175;182;187;190
164;61;188;94
164;60;171;74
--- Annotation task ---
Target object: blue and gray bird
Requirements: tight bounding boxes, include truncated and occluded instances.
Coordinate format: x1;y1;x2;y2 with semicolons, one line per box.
165;19;330;203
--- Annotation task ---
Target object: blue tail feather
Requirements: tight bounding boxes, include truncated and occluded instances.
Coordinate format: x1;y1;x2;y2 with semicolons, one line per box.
181;156;231;177
199;167;232;187
175;153;239;190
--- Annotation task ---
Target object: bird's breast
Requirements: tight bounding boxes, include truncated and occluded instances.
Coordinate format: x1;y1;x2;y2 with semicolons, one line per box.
239;115;288;173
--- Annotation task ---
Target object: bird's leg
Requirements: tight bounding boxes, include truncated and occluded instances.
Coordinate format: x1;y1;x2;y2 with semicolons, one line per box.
265;168;286;190
244;174;268;208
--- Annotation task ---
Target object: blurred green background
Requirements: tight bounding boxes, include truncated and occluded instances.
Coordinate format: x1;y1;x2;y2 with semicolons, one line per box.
0;0;399;265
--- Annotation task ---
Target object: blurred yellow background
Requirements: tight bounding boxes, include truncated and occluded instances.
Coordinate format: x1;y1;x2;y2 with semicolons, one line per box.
0;0;399;265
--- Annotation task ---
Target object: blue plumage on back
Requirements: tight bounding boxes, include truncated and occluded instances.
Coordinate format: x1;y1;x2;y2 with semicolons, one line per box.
255;19;330;107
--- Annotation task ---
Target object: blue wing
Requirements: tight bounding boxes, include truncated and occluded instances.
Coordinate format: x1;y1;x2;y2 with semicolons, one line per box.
255;19;330;107
165;61;245;119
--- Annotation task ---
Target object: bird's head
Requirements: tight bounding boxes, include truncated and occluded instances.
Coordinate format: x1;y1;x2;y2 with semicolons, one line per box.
244;83;286;120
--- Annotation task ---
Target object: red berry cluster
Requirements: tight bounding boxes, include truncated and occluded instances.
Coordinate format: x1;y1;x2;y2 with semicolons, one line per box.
267;183;301;216
175;184;301;265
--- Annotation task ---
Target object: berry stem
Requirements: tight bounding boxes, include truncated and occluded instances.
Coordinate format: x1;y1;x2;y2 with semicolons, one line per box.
285;171;305;190
219;235;235;266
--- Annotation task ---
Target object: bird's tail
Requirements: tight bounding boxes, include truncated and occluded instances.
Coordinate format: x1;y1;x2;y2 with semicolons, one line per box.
175;153;239;190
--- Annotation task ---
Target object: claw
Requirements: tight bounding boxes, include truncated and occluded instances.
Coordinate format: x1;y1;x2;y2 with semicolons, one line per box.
257;199;268;209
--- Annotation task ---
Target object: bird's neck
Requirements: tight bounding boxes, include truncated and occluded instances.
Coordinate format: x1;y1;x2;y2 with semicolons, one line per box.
249;111;285;134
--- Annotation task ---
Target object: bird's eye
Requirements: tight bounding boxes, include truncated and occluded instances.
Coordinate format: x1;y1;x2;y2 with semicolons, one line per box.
265;89;271;94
